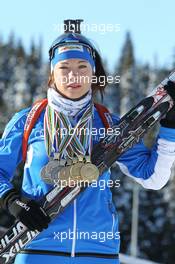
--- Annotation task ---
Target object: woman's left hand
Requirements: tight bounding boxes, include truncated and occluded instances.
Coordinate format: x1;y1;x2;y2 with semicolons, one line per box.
160;80;175;128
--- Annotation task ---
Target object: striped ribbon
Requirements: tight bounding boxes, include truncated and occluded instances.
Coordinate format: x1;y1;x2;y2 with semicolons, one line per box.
44;103;93;159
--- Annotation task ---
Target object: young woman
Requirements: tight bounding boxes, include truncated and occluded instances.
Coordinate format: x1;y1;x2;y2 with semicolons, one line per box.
1;28;175;264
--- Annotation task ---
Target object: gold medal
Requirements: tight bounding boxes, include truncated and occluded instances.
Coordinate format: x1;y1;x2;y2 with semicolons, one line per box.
80;155;99;183
80;163;99;182
69;162;84;182
69;155;84;183
70;162;83;177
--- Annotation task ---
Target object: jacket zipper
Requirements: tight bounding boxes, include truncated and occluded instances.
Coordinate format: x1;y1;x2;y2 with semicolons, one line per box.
71;199;77;257
112;213;115;239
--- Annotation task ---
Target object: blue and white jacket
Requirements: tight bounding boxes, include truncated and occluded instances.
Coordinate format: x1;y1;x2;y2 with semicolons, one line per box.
0;104;175;256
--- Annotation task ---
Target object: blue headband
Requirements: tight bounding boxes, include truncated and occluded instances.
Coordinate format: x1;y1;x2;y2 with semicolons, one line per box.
51;44;95;71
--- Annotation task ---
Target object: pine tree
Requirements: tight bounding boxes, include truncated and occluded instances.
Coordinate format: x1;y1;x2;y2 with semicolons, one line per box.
13;39;30;110
117;32;138;116
119;32;135;74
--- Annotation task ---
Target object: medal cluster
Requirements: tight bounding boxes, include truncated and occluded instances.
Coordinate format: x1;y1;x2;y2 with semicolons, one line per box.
41;154;99;186
41;103;99;186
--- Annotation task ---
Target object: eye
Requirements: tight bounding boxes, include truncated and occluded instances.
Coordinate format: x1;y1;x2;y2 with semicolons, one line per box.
59;66;69;69
79;65;87;69
59;65;68;70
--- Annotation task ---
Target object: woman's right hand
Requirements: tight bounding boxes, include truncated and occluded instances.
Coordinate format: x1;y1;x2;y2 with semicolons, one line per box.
1;190;51;232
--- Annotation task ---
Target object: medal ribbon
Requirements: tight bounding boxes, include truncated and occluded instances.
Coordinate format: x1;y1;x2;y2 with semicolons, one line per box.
44;103;93;159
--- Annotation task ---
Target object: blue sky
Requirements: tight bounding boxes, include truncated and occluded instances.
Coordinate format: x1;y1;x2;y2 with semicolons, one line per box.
0;0;175;71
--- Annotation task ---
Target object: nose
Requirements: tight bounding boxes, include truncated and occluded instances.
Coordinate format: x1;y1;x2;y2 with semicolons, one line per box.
68;70;78;78
68;70;79;83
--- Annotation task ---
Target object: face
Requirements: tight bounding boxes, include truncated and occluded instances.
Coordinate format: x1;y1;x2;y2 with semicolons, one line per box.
53;59;93;99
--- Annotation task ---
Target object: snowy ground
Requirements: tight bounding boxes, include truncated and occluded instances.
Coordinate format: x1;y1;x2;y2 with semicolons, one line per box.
120;253;162;264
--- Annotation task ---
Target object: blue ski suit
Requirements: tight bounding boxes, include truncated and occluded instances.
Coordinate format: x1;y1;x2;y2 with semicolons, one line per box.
0;104;175;264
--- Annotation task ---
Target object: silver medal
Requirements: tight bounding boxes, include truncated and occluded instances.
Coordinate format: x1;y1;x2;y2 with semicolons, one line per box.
40;165;52;184
41;158;66;185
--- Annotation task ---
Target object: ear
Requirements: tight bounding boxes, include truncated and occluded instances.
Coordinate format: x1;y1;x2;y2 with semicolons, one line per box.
48;72;55;88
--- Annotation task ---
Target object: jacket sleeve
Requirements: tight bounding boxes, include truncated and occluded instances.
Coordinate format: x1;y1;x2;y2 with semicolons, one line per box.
0;108;29;198
111;114;175;190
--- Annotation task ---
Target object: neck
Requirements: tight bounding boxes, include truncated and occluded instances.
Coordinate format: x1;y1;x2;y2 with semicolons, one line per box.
47;87;92;116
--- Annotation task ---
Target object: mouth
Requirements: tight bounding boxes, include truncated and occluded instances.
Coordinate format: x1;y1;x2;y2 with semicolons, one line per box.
67;83;82;89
